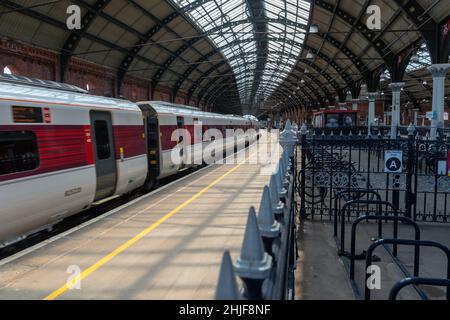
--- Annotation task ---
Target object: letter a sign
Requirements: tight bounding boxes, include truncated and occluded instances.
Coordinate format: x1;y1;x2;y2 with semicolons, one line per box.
384;150;402;173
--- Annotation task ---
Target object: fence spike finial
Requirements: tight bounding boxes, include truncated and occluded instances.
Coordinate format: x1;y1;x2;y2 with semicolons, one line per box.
269;174;284;215
274;169;287;198
258;187;281;239
235;208;272;280
215;250;241;300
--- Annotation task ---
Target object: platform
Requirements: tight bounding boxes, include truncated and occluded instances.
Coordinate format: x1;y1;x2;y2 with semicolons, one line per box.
295;219;450;300
0;134;280;300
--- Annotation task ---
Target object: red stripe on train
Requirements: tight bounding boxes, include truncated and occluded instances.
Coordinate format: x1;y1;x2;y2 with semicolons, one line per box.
113;125;146;159
0;124;145;182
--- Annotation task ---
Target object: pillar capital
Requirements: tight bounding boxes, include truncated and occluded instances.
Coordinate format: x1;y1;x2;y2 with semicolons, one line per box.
388;82;405;92
351;98;358;111
367;92;378;101
428;63;450;78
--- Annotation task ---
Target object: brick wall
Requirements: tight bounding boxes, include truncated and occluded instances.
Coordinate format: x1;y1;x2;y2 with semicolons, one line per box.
0;38;190;104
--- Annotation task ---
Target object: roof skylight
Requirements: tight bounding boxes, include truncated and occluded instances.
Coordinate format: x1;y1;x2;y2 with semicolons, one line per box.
173;0;311;108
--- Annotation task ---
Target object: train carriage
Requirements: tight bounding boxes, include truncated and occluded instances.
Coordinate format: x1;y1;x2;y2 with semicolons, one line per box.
138;101;256;185
0;74;258;247
0;75;148;246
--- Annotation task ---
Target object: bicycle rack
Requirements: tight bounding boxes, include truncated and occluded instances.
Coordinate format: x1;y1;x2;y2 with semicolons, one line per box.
338;200;397;256
389;277;450;300
297;170;326;206
333;189;383;237
350;215;421;280
365;239;450;300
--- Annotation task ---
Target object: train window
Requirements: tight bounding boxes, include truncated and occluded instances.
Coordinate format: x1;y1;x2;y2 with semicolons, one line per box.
0;131;39;175
93;120;111;160
176;116;184;128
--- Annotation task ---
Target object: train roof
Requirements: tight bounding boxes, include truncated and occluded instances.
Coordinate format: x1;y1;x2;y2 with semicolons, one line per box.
313;109;357;115
138;101;249;122
243;115;259;122
0;74;141;112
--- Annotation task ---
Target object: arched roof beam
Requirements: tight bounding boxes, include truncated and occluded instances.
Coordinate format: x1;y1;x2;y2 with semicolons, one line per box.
60;0;112;81
116;0;214;94
392;0;449;63
207;68;324;104
0;0;178;81
174;41;352;99
165;16;308;98
314;0;396;77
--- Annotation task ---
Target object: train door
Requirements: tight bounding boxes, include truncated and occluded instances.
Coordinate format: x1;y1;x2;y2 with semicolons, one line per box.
90;111;117;201
146;116;160;177
176;116;185;170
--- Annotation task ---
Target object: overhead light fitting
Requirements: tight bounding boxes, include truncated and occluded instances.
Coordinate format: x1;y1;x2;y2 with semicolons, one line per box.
309;24;319;33
306;51;315;59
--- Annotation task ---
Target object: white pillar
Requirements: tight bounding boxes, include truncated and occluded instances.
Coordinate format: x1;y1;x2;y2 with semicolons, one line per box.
352;99;358;111
367;92;378;135
414;110;418;126
428;63;450;140
389;82;405;139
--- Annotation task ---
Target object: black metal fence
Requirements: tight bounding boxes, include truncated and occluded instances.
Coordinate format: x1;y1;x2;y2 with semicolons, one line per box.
215;143;298;300
299;128;450;223
307;125;450;138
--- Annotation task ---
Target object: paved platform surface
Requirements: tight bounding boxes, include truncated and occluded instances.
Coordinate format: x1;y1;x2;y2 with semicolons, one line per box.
295;220;355;300
0;133;279;300
295;218;450;300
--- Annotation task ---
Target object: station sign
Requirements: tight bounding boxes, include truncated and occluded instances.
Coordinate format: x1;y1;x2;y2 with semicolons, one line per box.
384;150;403;173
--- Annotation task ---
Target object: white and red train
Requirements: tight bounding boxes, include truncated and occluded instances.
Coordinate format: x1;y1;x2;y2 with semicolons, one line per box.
0;74;259;247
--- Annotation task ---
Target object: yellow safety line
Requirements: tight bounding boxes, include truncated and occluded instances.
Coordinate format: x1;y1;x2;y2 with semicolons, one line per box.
44;157;248;300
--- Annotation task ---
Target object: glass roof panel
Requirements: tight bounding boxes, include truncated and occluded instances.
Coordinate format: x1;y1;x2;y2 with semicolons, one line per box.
173;0;311;107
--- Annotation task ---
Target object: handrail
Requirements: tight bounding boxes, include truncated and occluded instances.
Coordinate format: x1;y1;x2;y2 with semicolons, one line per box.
365;239;450;300
339;200;397;256
389;277;450;300
334;189;383;237
350;215;421;280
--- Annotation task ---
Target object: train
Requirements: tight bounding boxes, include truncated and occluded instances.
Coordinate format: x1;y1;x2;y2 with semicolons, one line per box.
0;74;260;247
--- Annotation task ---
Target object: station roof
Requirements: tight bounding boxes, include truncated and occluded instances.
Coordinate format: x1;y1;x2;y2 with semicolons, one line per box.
271;0;450;113
0;1;449;115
